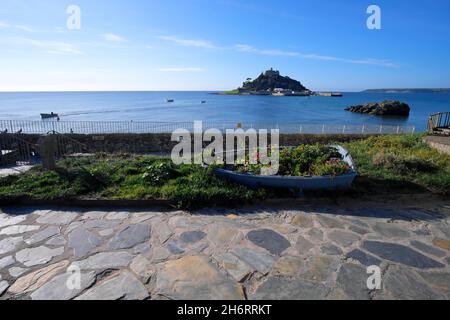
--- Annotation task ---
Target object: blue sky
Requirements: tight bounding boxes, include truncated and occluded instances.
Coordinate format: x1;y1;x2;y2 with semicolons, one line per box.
0;0;449;91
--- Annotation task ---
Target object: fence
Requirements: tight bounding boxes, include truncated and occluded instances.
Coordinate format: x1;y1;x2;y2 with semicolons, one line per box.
0;133;37;166
53;132;92;157
0;132;91;167
0;120;416;135
428;112;450;135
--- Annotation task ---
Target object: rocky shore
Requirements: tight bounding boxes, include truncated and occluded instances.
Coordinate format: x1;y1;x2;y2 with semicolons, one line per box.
345;100;410;116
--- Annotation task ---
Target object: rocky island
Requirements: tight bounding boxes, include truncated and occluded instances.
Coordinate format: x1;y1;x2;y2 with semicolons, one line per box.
222;69;312;96
345;100;410;116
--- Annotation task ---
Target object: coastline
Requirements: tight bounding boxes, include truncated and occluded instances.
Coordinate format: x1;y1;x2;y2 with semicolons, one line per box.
1;91;449;132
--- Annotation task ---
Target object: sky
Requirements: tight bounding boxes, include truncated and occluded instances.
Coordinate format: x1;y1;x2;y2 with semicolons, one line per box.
0;0;449;92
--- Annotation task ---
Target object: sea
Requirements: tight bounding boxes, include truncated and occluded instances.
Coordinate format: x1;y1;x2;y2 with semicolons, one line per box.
0;91;449;132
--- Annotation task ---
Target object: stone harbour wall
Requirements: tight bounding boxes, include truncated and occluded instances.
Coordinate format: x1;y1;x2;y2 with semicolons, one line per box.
8;133;372;154
424;136;450;156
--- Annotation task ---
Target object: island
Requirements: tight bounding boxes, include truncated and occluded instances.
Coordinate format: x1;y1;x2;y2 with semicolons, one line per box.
345;100;410;116
220;69;342;97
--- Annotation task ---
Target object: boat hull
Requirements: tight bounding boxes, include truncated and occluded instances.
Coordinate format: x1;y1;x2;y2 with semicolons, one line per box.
214;145;357;191
40;114;58;119
214;169;357;190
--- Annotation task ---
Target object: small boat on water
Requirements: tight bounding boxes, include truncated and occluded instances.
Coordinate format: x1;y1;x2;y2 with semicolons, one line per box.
201;100;207;104
41;113;59;119
166;99;174;103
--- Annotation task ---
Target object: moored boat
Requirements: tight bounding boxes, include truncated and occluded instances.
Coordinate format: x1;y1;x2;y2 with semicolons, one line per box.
40;113;59;119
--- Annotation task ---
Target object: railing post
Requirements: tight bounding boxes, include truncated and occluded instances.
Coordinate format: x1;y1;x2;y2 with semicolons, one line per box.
396;126;400;134
37;135;57;171
362;125;365;134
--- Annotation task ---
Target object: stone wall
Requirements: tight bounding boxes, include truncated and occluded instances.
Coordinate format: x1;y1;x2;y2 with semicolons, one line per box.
424;136;450;156
8;133;373;155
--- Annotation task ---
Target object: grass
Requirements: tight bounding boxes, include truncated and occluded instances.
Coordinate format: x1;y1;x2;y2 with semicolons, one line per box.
0;154;268;208
342;134;450;195
219;89;240;95
0;134;449;208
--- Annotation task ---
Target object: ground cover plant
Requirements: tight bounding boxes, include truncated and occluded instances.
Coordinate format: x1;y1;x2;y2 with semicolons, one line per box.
232;144;351;177
0;153;266;208
343;134;450;195
0;134;448;208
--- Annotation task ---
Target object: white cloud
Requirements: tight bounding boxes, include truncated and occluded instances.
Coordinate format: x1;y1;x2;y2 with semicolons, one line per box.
0;22;40;32
156;34;398;67
14;25;37;32
158;67;206;72
156;35;218;49
235;43;398;67
101;33;126;42
348;58;398;68
234;44;299;57
13;37;83;55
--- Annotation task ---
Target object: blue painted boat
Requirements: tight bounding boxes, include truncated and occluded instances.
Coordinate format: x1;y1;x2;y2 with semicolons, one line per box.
214;145;357;191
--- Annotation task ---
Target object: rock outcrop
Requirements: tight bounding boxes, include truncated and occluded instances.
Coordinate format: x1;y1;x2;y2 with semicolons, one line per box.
345;100;410;116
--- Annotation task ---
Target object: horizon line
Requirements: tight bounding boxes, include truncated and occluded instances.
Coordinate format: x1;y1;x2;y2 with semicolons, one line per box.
0;89;359;93
0;88;449;94
2;88;450;93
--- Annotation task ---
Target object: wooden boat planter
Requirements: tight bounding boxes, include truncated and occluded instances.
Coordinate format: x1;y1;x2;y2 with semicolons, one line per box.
214;145;357;191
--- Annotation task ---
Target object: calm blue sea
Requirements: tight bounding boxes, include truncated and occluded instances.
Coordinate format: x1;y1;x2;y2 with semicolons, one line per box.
0;91;449;131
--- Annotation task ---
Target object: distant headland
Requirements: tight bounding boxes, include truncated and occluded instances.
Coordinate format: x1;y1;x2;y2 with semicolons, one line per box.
220;69;342;97
363;88;450;94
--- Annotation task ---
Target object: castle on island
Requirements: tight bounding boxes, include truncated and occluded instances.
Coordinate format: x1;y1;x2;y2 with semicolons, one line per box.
231;68;342;97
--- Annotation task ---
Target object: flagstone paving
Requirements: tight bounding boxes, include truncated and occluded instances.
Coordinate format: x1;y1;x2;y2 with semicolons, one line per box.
0;202;450;300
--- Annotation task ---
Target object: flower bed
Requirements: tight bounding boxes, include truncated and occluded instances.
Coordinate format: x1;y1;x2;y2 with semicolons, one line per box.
214;144;357;191
233;144;352;177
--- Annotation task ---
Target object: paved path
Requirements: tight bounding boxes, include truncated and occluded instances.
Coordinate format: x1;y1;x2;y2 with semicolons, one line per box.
1;201;450;300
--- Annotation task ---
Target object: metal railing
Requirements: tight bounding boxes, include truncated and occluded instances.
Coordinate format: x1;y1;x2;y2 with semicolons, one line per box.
0;120;416;135
428;112;450;134
0;131;93;167
52;131;92;157
0;133;38;166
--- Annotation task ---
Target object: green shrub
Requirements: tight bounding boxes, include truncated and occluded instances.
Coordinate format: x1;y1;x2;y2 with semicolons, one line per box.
311;159;352;176
373;152;438;175
235;144;348;177
1;134;449;207
344;134;450;195
142;161;179;186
